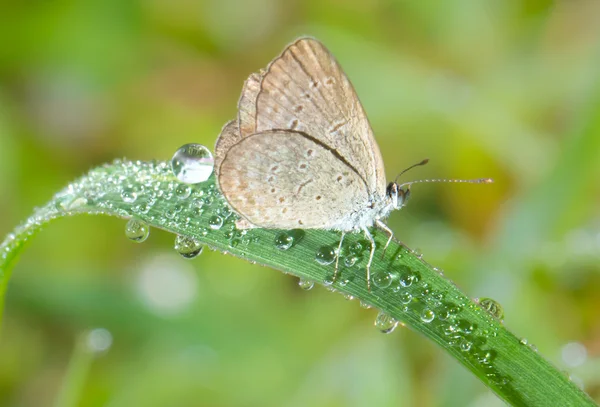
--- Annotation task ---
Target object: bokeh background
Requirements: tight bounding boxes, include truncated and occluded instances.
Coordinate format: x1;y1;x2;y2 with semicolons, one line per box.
1;0;600;406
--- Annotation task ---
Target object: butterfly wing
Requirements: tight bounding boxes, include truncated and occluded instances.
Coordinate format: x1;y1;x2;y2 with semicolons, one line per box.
214;119;240;178
237;37;387;195
218;130;370;229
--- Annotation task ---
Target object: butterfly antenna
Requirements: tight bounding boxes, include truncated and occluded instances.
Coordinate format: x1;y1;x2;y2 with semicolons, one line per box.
394;158;430;184
398;177;493;189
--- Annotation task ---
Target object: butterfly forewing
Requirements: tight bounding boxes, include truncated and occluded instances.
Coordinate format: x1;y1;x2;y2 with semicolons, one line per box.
218;130;370;229
237;73;261;137
214;120;240;177
248;38;387;195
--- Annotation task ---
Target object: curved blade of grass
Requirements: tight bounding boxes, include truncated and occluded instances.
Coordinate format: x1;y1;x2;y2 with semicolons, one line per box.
0;159;596;407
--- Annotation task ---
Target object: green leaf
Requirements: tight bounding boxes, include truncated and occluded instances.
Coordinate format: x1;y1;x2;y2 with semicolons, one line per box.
0;159;596;407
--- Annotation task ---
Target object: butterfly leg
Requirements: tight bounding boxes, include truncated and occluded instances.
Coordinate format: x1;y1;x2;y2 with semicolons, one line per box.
362;227;375;291
333;232;346;283
375;220;394;259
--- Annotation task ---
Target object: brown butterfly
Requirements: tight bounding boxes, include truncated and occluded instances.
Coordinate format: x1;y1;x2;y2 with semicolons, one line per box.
214;37;491;289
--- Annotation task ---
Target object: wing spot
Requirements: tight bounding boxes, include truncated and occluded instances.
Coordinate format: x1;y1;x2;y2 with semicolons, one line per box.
326;77;335;86
279;197;285;203
270;188;276;193
310;80;319;88
337;175;343;182
316;195;322;200
282;208;288;214
330;121;347;134
299;163;307;170
271;165;279;172
306;149;314;157
298;220;304;225
295;105;304;112
289;119;299;129
303;92;311;99
267;175;276;184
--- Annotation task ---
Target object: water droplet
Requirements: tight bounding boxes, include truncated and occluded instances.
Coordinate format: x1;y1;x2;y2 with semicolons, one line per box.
519;338;528;345
121;186;138;203
456;319;475;335
171;143;214;184
125;219;150;243
438;302;461;320
459;338;472;352
398;266;419;287
343;255;360;267
298;279;314;290
421;308;435;323
174;235;203;259
315;245;336;265
209;215;224;230
359;301;371;309
399;292;413;304
477;297;504;321
475;349;497;364
374;311;398;334
348;241;364;256
274;229;305;250
372;271;393;289
175;184;192;200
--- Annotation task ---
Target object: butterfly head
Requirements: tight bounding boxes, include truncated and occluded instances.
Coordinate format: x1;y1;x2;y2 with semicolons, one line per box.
386;182;411;210
387;158;493;211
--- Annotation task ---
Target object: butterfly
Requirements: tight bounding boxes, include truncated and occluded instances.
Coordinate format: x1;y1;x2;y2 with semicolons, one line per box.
214;37;491;289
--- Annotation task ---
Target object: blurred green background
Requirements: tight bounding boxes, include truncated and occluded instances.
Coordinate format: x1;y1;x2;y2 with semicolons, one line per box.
1;0;600;406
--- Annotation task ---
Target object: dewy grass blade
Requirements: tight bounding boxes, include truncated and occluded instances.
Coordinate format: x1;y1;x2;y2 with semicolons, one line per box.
0;159;596;406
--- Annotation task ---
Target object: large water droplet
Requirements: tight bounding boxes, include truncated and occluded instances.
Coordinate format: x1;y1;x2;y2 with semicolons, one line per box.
374;311;398;334
298;279;314;290
171;144;214;184
420;308;435;323
208;215;224;230
477;297;504;321
125;219;150;242
315;245;336;265
274;229;305;251
372;271;393;289
174;235;203;259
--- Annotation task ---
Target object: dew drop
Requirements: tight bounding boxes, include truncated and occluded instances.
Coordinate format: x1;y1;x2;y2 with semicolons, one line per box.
344;255;360;267
374;311;398;334
359;301;371;309
477;297;505;321
208;215;224;230
398;266;419;287
171;143;214;184
274;229;305;250
175;184;192;200
315;245;336;265
459;338;473;352
372;271;393;289
174;235;203;259
125;219;150;243
399;292;413;304
348;241;364;256
121;186;138;203
420;308;435;323
298;279;314;290
456;319;475;335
